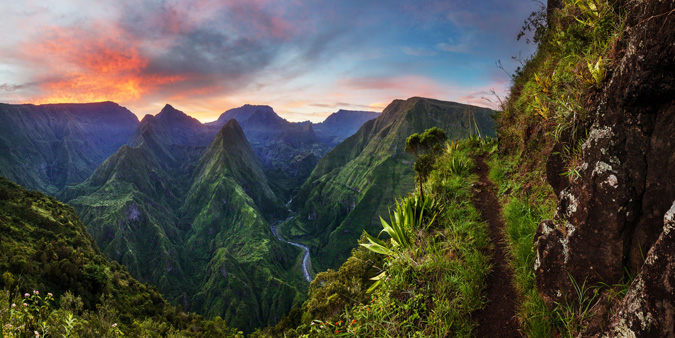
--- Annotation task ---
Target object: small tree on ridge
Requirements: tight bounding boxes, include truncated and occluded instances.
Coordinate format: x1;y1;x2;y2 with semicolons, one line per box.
404;127;447;198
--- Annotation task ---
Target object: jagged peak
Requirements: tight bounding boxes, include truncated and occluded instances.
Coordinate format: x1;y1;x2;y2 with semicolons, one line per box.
139;114;155;124
154;104;202;127
156;104;183;118
213;119;247;144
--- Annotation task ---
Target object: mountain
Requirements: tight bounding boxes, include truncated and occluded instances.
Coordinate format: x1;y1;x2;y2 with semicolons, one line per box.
209;105;325;198
179;120;304;329
284;97;496;270
0;176;239;336
60;117;305;332
0;102;138;194
208;104;284;126
129;104;216;169
312;109;380;146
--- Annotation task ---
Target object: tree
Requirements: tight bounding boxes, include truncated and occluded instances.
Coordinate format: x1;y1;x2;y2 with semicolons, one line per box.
405;127;447;198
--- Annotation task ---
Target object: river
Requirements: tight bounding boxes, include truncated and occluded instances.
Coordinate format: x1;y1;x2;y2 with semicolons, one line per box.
270;198;312;282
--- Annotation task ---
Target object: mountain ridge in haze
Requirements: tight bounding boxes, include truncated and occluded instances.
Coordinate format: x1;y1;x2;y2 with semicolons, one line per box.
0;102;139;194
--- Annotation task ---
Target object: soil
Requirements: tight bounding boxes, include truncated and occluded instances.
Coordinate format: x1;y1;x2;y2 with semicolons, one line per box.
471;155;521;337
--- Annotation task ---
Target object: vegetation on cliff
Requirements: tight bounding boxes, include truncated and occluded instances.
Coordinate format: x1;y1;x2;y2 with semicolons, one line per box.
0;177;242;337
285;97;496;272
262;136;496;337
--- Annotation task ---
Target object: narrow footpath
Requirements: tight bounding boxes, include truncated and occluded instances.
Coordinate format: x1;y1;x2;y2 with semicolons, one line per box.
472;155;520;337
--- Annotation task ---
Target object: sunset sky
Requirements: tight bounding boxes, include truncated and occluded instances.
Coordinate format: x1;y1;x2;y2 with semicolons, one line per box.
0;0;539;122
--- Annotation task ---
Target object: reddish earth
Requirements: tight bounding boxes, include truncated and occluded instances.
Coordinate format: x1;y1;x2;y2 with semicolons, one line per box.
472;155;521;337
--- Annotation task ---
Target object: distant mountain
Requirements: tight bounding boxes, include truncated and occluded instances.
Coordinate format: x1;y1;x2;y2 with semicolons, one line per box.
0;102;138;194
208;104;284;126
60;116;305;332
285;97;496;270
209;105;324;198
313;109;380;146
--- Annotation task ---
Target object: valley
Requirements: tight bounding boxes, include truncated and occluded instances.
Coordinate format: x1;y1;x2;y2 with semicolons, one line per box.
2;1;675;337
0;96;494;332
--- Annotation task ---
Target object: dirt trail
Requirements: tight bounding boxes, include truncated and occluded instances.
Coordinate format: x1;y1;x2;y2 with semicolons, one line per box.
472;155;521;337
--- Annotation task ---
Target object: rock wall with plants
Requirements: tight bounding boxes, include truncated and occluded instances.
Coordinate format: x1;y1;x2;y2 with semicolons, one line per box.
496;0;675;335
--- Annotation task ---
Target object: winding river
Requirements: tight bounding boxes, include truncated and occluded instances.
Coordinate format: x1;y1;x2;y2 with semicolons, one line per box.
270;198;312;282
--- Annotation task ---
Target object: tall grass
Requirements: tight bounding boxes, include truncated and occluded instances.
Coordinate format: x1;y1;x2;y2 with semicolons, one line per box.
502;198;554;337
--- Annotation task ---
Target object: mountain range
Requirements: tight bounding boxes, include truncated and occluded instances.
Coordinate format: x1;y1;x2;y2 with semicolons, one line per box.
0;102;138;194
0;97;492;331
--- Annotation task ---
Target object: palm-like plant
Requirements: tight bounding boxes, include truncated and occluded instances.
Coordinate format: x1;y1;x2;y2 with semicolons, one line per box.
360;194;438;291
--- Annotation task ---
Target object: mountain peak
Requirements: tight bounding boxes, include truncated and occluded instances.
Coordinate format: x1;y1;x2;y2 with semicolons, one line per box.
211;104;284;127
157;104;181;117
154;104;202;126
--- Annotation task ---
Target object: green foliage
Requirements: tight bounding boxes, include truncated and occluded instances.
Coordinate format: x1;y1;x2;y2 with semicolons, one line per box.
362;194;438;256
552;275;599;337
281;139;491;337
498;0;626;174
288;97;496;272
501;188;555;337
405;127;448;183
0;177;243;337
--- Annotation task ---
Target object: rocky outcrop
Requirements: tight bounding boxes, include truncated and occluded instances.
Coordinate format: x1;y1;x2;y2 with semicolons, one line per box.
600;201;675;337
535;0;675;321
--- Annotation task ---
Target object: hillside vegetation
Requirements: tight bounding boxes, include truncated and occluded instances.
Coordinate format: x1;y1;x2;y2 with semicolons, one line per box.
269;0;675;336
0;102;138;194
60;117;306;332
286;97;496;272
0;177;242;337
261;137;496;337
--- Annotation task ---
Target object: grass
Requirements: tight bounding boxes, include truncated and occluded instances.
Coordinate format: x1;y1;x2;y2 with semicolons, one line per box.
273;138;494;337
502;198;555;337
486;150;557;337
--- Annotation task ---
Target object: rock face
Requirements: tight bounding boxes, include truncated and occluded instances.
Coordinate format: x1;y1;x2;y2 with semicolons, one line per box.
534;0;675;330
601;201;675;337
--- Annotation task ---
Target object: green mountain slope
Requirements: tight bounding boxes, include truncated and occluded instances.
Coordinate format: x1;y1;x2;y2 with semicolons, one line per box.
209;105;327;198
180;120;304;330
287;97;496;270
60;114;305;332
0;102;138;194
0;176;239;336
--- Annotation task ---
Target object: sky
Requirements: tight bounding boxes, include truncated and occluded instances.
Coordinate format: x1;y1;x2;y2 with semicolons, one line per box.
0;0;540;122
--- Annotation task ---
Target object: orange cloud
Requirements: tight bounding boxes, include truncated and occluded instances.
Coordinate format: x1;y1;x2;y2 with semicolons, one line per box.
25;24;184;105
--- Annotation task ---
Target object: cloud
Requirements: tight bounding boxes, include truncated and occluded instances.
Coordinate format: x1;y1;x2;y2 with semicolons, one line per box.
436;42;472;54
0;0;540;120
402;47;438;57
18;23;184;104
0;83;33;91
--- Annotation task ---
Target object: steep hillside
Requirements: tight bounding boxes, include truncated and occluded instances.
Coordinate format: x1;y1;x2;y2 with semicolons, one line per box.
180;120;304;330
312;109;380;146
0;177;239;336
268;138;495;337
61;117;305;332
286;97;496;270
479;0;675;336
0;102;138;194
